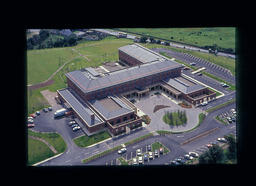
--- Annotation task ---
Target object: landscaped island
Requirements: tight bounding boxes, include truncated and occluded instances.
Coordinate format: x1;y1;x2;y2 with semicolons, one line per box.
163;110;187;126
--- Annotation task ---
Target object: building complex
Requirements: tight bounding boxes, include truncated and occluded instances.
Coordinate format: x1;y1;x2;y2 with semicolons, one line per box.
57;44;216;136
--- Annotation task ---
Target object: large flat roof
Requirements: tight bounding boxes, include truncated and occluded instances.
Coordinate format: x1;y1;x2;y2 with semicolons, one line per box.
58;88;103;126
66;58;183;94
163;76;206;94
89;96;133;120
119;44;163;63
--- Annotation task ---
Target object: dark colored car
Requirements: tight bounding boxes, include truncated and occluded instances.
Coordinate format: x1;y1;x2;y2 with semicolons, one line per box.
147;145;151;151
43;108;48;112
144;154;148;161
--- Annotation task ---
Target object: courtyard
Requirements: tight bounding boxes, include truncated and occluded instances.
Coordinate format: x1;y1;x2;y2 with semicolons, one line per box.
133;92;203;133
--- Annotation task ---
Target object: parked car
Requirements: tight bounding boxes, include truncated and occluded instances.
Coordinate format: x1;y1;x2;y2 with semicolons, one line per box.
197;73;202;76
36;111;40;115
170;160;177;165
180;159;187;164
217;138;227;143
48;107;52;111
28;119;34;124
28;117;33;120
175;158;182;163
144;154;148;161
118;148;127;154
159;147;164;154
71;124;79;128
136;149;142;156
121;144;126;148
148;152;153;159
30;114;36;118
154;150;159;158
190;62;196;66
27;123;35;128
184;154;191;160
69;121;76;126
207;144;213;148
201;102;208;106
189;152;199;158
231;116;236;122
43;108;48;112
132;158;138;165
227;117;232;123
138;156;143;164
72;126;80;131
147;145;152;151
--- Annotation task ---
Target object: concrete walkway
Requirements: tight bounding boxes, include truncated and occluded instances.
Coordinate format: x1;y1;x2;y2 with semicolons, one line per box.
134;94;203;133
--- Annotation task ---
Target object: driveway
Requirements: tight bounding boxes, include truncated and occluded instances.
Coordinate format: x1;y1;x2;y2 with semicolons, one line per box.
134;94;203;133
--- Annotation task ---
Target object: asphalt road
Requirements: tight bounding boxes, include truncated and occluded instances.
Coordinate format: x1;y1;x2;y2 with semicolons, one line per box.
84;102;236;165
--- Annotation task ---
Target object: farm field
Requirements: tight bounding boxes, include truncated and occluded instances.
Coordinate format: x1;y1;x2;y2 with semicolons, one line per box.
117;27;235;51
27;36;133;114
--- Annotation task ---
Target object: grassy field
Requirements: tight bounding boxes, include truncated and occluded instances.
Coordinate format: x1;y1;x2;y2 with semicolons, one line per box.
27;36;133;114
163;111;187;126
27;47;77;85
142;43;235;76
73;131;111;148
27;138;55;166
117;28;235;51
28;129;67;154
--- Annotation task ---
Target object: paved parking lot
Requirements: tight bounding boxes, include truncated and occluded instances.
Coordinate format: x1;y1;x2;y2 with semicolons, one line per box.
31;107;84;140
152;48;235;85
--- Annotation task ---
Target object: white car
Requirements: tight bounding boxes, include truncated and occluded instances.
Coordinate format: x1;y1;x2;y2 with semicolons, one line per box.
201;102;208;106
121;144;126;148
69;121;76;126
136;149;142;156
217;138;227;143
148;152;153;159
72;126;80;131
28;117;33;120
138;156;143;164
118;148;127;154
132;158;138;165
189;152;199;158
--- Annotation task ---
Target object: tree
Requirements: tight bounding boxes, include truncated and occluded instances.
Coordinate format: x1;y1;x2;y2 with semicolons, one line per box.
149;37;156;43
199;145;224;164
225;134;237;159
39;30;50;41
139;36;147;43
156;40;161;44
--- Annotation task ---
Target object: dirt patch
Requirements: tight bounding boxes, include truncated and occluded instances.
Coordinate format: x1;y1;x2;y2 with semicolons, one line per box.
40;89;58;108
28;79;54;90
153;105;170;113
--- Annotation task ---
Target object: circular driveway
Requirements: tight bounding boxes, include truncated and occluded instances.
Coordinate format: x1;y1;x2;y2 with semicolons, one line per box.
134;94;203;133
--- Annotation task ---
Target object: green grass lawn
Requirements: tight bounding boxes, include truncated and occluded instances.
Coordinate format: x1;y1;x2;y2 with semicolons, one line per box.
216;115;228;125
27;36;133;114
27;138;55;166
73;131;111;148
117;27;235;51
28;129;67;154
151;141;170;154
27;47;77;85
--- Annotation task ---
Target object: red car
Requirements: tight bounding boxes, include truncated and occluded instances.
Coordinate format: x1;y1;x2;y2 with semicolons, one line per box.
207;144;213;148
30;114;36;118
159;147;164;154
27;123;35;128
